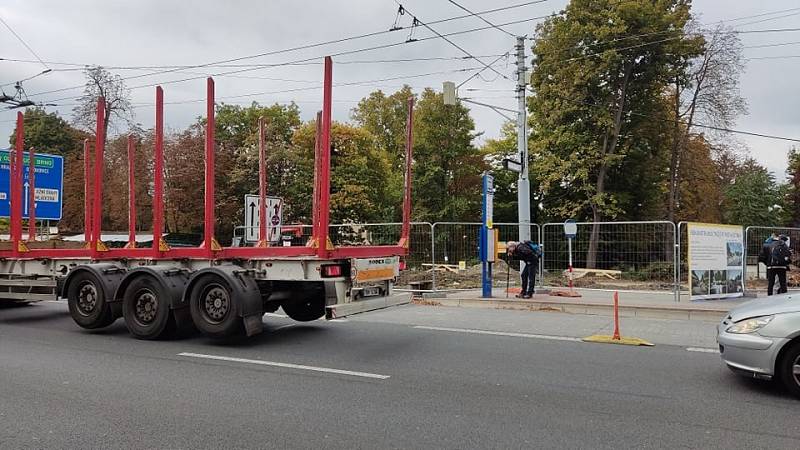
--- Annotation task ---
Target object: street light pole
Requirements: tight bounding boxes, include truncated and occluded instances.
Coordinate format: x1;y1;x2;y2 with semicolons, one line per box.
516;36;531;245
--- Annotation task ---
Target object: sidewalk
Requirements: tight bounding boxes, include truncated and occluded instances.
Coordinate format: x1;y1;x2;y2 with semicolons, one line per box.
419;288;753;322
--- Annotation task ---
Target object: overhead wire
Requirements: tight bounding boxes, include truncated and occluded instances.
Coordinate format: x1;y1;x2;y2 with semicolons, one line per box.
445;0;522;38
0;14;49;70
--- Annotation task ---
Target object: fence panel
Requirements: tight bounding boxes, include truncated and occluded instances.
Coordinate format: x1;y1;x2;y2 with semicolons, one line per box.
541;221;676;292
744;226;800;293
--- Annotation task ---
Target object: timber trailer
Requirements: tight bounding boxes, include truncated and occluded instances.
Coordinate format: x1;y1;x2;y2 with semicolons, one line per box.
0;57;414;339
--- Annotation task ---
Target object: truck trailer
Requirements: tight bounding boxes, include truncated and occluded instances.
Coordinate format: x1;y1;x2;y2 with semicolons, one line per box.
0;56;414;339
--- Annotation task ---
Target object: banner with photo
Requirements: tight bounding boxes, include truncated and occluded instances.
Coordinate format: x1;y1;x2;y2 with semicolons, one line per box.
688;223;744;300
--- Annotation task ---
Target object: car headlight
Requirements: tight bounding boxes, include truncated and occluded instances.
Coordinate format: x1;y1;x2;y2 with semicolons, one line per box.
726;315;774;334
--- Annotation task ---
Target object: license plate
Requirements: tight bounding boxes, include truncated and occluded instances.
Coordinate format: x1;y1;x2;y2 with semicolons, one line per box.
362;287;381;297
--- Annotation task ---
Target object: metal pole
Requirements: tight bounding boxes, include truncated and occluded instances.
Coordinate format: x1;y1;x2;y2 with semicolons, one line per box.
12;112;24;254
568;236;574;292
317;56;333;258
516;36;531;246
92;97;106;257
399;97;415;249
126;136;136;249
83;138;91;244
257;117;268;247
153;87;165;257
203;77;218;255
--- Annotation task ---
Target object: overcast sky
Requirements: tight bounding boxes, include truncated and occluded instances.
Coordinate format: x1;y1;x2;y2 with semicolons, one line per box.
1;0;798;175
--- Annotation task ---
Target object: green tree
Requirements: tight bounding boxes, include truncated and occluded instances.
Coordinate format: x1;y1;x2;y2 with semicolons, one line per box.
9;107;84;156
351;85;415;169
723;161;786;226
785;147;800;226
414;88;484;222
529;0;699;267
482;122;523;223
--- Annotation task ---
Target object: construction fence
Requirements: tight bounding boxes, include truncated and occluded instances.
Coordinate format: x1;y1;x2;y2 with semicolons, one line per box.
233;221;797;301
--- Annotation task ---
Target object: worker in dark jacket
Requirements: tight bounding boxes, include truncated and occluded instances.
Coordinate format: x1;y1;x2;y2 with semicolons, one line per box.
764;234;792;296
506;241;540;299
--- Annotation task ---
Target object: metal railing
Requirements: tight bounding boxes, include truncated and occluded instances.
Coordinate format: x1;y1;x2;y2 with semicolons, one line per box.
541;221;676;293
744;226;800;293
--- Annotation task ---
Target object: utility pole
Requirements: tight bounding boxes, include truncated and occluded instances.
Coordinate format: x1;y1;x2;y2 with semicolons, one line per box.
515;36;531;245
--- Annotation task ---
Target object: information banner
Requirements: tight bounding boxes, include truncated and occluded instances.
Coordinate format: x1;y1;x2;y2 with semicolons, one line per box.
688;223;744;300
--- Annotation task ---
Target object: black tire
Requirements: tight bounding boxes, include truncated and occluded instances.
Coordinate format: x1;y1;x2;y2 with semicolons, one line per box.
122;276;171;340
778;342;800;398
282;284;326;322
67;271;116;329
189;275;243;338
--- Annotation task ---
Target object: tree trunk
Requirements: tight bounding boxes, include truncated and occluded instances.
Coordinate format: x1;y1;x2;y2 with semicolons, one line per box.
586;61;633;269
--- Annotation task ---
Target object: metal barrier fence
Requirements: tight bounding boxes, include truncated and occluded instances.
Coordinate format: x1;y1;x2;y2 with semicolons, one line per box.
744;226;800;292
429;223;540;291
541;221;676;293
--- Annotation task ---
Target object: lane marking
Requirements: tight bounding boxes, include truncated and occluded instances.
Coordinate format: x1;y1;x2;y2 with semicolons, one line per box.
686;347;719;354
413;325;583;342
264;312;288;318
177;352;390;380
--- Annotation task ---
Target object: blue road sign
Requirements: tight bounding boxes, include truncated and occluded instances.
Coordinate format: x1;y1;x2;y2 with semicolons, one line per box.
0;149;64;220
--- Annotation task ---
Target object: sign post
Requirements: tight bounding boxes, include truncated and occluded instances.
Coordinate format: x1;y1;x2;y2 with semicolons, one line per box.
0;149;64;221
480;173;495;298
564;219;579;296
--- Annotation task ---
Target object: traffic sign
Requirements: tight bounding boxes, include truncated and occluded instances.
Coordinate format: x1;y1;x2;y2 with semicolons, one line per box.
0;149;64;220
564;219;577;239
243;194;283;243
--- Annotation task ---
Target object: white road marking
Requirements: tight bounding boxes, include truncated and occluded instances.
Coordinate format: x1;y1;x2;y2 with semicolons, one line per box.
273;324;296;331
264;312;288;318
686;347;719;354
413;325;583;342
177;352;390;380
329;318;349;322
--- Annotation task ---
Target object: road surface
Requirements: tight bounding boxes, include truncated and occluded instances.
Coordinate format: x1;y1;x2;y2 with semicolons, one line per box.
1;301;798;449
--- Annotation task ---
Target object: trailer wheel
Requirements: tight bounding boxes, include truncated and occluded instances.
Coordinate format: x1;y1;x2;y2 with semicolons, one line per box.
67;271;115;329
122;276;171;340
282;284;326;322
189;275;243;338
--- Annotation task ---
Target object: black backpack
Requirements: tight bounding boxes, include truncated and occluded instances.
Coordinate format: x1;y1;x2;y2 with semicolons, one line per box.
769;242;792;267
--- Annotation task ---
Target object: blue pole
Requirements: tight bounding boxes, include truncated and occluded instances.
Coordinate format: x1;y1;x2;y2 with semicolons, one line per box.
481;173;492;298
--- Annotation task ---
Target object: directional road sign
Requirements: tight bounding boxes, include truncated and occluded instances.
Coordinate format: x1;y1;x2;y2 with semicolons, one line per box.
243;194;283;243
0;149;64;220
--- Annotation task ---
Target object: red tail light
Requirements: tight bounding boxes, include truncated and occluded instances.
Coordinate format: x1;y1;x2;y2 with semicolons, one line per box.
399;261;407;271
321;264;344;278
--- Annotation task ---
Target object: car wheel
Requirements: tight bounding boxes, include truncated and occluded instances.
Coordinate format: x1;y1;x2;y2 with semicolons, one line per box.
282;284;325;322
67;271;115;329
189;275;243;338
778;342;800;398
122;276;171;340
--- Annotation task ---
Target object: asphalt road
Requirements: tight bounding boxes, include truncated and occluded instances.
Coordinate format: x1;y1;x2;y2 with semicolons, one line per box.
1;301;799;449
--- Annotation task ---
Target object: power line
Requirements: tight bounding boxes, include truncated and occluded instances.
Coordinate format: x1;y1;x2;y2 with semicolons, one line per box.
36;15;549;104
0;14;49;70
445;0;522;38
393;2;512;81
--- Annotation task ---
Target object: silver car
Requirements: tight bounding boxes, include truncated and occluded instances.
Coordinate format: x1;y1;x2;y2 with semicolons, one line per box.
717;294;800;397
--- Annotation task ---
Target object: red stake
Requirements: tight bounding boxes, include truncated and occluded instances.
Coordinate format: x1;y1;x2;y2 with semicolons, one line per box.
83;139;91;244
92;97;106;257
27;146;36;241
153;87;165;256
11;112;24;253
399;97;415;250
203;77;218;255
257;117;268;247
126;135;136;249
316;56;333;257
309;111;322;248
612;291;621;340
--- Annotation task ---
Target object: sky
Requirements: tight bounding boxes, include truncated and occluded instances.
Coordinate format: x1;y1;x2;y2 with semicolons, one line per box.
1;0;798;175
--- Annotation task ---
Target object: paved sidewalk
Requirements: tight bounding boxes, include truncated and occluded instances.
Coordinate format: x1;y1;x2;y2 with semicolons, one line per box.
419;288;753;322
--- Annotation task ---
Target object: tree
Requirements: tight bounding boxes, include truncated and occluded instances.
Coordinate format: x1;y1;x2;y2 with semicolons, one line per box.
722;161;785;227
529;0;699;267
785;147;800;226
351;85;415;169
675;134;724;223
72;66;135;142
9;107;84;156
414;88;484;222
666;23;746;222
482;122;522;223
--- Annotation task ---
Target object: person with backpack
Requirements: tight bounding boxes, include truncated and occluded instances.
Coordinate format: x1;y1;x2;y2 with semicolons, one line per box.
763;234;792;296
506;240;541;299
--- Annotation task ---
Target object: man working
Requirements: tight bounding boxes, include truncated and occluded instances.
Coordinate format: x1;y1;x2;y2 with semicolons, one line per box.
506;241;541;299
759;234;792;296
